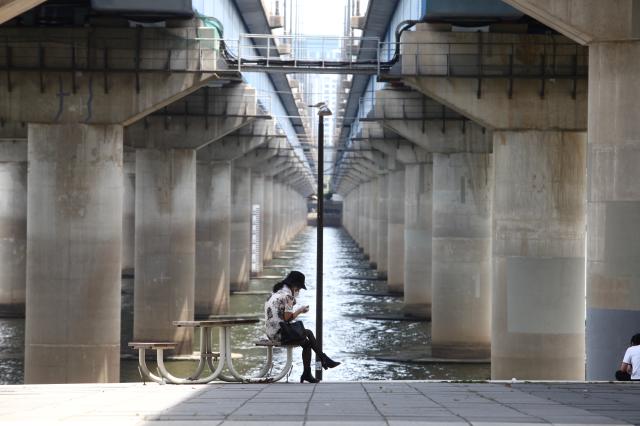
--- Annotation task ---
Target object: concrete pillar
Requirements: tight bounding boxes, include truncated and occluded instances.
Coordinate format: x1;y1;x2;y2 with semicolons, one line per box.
195;161;231;317
359;183;369;253
0;161;26;317
251;173;265;276
25;123;123;383
349;192;357;238
263;176;274;262
432;153;493;359
230;166;251;291
368;179;379;267
121;154;135;275
283;186;291;244
377;175;389;279
403;162;433;317
492;131;586;379
350;188;358;242
272;182;282;253
348;192;356;238
360;182;371;256
134;148;196;355
587;42;640;380
387;170;405;293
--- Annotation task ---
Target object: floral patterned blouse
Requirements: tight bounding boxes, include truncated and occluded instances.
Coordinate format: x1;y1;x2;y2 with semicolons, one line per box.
264;285;296;341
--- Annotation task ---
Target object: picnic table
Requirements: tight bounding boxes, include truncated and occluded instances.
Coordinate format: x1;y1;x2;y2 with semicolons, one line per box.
130;314;297;384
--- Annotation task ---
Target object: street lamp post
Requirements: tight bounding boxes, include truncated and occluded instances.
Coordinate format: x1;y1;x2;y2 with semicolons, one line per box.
310;102;332;381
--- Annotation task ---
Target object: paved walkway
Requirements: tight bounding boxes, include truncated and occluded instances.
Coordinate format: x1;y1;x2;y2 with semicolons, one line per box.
1;381;639;425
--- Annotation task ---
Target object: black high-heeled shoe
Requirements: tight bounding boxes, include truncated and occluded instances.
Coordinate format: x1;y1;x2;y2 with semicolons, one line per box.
300;368;319;383
320;353;341;370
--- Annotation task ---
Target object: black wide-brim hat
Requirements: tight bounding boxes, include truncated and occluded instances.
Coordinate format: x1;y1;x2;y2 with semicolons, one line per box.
282;270;306;290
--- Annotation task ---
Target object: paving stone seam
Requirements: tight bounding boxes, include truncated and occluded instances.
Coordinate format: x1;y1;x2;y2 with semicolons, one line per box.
467;385;552;424
361;382;390;426
220;385;265;422
301;382;318;425
408;382;472;425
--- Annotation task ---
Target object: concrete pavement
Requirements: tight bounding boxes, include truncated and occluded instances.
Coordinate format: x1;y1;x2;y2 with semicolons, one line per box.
1;381;639;425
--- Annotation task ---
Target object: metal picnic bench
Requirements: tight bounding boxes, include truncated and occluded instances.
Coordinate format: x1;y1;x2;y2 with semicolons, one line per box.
129;315;300;384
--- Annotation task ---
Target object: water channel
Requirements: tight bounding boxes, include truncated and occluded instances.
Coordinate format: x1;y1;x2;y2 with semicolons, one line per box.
0;227;490;384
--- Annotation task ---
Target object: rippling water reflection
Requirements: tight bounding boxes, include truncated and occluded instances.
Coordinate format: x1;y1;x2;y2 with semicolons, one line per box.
0;226;490;384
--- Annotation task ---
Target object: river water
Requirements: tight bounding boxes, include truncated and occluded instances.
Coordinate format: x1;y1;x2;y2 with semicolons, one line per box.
0;226;489;384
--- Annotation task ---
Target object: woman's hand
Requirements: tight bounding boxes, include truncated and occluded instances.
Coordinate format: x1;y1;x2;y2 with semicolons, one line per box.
284;306;309;322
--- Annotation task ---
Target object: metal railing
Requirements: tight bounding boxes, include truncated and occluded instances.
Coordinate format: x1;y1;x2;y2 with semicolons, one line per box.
232;34;382;74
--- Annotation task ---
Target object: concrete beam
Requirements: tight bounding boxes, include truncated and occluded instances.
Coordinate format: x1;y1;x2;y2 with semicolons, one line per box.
400;30;587;131
0;27;223;125
502;0;640;44
0;0;45;25
232;143;291;169
125;85;259;150
249;156;290;176
373;89;492;152
371;140;430;164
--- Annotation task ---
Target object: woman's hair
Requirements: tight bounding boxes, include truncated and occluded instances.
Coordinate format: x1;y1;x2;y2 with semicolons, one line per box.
631;333;640;346
272;281;302;293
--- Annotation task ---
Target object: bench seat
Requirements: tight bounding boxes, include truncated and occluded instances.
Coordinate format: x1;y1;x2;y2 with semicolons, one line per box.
128;342;177;350
254;339;302;347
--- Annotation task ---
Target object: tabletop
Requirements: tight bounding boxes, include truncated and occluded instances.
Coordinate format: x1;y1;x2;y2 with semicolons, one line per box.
173;315;261;327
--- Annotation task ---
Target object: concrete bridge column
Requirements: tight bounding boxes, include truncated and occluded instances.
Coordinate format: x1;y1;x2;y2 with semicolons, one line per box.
397;26;588;377
361;182;371;256
368;179;379;268
344;191;351;237
0;150;26;318
403;162;433;318
432;153;493;359
134;148;196;356
267;181;277;256
251;173;265;276
25;124;123;383
263;177;274;262
355;187;366;252
273;182;283;253
195;161;231;317
284;186;293;242
121;153;135;276
387;170;405;293
350;187;359;243
493;131;586;379
350;191;359;240
275;182;285;251
350;191;359;239
230;166;251;292
495;1;640;375
341;194;349;232
586;42;640;379
377;175;389;279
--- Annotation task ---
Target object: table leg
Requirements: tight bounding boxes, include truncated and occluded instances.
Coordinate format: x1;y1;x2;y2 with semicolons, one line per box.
188;327;207;380
222;326;248;381
136;348;163;383
156;328;228;384
267;346;294;382
253;346;274;378
222;327;290;383
204;327;232;382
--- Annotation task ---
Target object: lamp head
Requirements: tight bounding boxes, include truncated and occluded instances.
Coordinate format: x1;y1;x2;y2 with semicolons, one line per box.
308;102;333;117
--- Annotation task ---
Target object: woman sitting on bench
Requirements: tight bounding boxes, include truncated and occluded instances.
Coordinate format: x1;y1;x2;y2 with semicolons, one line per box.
264;270;341;383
